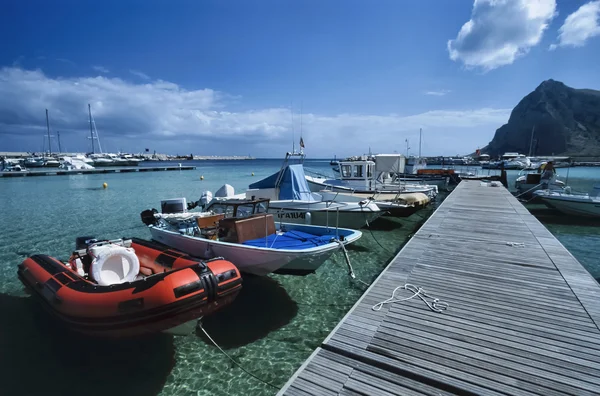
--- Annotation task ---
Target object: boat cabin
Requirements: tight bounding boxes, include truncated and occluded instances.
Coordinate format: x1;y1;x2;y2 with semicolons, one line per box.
334;154;407;189
338;161;375;180
501;152;522;160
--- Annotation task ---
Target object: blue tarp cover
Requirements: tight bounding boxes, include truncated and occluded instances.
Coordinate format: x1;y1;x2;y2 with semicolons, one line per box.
242;230;333;250
249;164;317;201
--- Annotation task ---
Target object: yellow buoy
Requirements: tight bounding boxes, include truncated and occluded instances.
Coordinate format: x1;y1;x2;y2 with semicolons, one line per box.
102;182;108;189
251;172;254;176
200;175;204;180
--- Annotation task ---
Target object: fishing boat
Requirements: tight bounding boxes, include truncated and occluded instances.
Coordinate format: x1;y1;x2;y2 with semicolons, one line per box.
514;170;564;198
244;159;382;229
17;237;242;337
318;190;429;217
534;186;600;218
306;154;439;198
141;197;362;276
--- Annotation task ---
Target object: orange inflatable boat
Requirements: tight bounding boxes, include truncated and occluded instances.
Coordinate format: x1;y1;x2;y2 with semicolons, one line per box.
17;237;242;337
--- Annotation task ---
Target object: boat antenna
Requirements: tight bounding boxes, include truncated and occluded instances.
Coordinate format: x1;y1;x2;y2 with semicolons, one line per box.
88;104;95;154
419;128;422;158
528;126;535;157
290;102;295;154
46;109;52;155
300;101;303;155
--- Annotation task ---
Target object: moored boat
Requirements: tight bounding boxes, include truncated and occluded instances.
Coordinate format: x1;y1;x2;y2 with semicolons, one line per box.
534;186;600;218
17;237;242;337
141;197;362;276
245;162;383;229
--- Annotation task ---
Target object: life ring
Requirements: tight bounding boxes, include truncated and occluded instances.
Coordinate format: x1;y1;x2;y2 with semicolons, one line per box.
90;246;140;286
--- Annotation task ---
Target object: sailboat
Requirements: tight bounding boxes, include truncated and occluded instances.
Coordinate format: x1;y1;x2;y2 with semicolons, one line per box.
25;109;60;168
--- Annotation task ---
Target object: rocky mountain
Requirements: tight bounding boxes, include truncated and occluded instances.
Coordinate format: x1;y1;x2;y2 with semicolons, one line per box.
484;79;600;157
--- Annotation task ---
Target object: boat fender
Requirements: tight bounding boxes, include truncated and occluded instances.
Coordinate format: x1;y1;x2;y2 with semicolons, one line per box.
74;258;85;277
90;246;140;286
304;212;311;225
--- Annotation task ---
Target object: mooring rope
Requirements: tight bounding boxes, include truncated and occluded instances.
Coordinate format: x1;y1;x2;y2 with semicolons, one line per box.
372;283;449;313
506;242;525;248
334;239;370;287
197;321;279;390
514;182;543;199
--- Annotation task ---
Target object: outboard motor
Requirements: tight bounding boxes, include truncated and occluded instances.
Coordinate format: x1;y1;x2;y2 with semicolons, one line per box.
75;236;97;250
199;190;213;209
215;184;235;198
140;209;159;226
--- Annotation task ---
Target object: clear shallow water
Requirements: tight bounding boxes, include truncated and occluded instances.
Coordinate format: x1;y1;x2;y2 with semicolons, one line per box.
1;160;599;396
0;159;433;396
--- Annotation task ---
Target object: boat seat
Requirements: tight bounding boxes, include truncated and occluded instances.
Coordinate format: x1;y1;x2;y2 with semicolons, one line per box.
137;256;171;275
197;213;225;228
218;214;276;243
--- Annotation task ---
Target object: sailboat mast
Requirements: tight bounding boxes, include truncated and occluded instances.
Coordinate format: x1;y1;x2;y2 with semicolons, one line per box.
418;128;422;158
57;131;62;153
89;103;95;154
290;102;295;154
528;126;535;157
46;109;52;155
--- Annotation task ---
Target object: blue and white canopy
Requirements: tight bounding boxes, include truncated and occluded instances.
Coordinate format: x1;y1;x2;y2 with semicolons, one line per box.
249;164;318;201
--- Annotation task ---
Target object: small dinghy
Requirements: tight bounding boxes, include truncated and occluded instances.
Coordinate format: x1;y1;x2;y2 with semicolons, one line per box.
17;237;242;337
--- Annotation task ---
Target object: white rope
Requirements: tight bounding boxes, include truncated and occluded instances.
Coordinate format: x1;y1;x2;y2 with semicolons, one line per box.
372;283;448;313
514;182;543;199
506;242;525;248
197;321;278;390
334;239;370;287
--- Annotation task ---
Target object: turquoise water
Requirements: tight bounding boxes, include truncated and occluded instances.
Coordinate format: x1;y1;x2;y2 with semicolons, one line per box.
1;160;599;396
0;159;435;396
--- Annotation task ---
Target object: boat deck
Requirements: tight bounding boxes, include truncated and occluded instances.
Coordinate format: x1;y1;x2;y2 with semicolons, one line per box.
278;180;600;396
0;165;196;177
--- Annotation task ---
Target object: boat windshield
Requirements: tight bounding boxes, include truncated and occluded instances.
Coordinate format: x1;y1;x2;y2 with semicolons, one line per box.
210;200;269;218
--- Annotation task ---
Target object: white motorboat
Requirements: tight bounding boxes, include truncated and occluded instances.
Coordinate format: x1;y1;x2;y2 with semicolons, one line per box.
59;156;95;170
244;159;383;229
141;197;362;276
318;190;429;217
515;171;564;198
306;154;438;198
535;186;600;218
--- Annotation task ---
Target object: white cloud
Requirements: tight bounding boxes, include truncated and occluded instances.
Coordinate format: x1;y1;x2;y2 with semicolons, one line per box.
129;69;150;80
0;67;510;156
92;65;110;74
424;90;451;96
550;1;600;50
448;0;556;71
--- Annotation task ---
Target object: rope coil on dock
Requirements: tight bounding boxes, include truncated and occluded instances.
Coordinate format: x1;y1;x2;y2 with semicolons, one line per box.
372;283;449;313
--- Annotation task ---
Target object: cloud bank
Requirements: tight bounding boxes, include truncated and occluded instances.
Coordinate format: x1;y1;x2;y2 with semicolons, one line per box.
448;0;556;71
0;67;510;156
550;1;600;49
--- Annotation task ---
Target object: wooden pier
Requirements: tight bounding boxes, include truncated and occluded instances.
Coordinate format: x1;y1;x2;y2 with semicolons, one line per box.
278;180;600;396
0;165;196;177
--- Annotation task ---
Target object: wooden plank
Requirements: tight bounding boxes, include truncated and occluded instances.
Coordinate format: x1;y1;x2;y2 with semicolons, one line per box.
278;181;600;396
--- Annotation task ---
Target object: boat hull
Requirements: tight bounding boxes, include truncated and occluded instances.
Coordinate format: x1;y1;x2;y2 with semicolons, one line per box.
17;241;242;337
267;205;381;229
306;176;437;197
149;223;361;276
538;195;600;218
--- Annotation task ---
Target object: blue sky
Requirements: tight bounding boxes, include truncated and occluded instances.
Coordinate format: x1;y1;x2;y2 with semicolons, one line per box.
2;0;600;157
